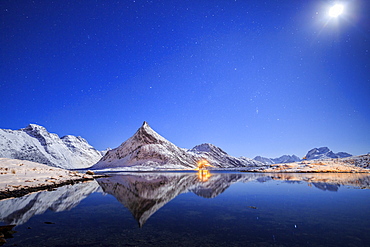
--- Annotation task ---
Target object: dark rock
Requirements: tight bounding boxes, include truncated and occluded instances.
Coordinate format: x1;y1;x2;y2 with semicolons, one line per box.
0;224;16;243
86;170;95;175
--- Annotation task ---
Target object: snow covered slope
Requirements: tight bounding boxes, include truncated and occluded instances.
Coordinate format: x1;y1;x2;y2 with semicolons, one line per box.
0;124;102;169
254;155;301;165
304;147;352;160
273;154;301;163
92;122;198;170
92;122;264;170
189;143;264;168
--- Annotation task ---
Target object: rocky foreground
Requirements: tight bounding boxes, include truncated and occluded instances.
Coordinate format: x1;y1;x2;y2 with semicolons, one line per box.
246;154;370;173
0;158;96;200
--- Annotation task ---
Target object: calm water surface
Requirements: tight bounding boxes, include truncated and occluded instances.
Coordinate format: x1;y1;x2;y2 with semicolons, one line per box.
1;172;370;246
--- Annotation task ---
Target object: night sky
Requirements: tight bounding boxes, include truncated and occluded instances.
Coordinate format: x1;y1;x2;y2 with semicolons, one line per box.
1;0;369;158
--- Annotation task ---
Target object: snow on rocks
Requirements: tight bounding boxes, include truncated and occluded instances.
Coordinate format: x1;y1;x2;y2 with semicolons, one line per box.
0;124;102;169
92;122;198;170
247;154;370;173
189;143;264;168
91;122;265;170
0;158;95;200
253;147;352;165
304;147;352;160
254;155;301;165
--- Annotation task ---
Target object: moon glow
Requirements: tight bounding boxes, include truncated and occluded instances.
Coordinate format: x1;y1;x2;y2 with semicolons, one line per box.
329;4;344;17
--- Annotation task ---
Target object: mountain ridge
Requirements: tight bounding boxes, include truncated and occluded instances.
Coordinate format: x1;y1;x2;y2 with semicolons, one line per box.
254;147;352;165
92;122;264;170
92;121;199;169
0;122;357;170
0;124;102;169
305;147;352;160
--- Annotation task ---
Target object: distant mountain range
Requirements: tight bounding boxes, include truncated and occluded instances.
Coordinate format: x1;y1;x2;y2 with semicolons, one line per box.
304;147;352;160
91;121;263;170
0;124;103;169
254;155;301;165
254;147;352;165
0;122;355;170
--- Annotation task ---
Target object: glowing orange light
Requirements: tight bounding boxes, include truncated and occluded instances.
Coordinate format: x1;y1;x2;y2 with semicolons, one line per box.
196;159;213;170
195;159;214;181
198;169;211;182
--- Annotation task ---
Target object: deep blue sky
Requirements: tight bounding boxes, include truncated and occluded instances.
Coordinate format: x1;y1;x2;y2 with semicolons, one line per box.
1;0;369;158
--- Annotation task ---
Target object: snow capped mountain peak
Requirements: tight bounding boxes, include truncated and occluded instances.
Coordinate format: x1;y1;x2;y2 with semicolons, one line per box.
305;147;352;160
307;147;330;157
254;147;353;165
92;122;198;169
21;124;58;145
253;156;275;165
61;135;87;143
142;121;150;128
127;121;168;146
92;122;265;170
190;143;228;156
187;142;264;168
0;125;102;169
23;124;47;132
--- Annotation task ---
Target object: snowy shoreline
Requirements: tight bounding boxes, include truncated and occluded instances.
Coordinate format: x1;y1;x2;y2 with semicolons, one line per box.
1;154;369;200
244;154;370;173
0;158;96;200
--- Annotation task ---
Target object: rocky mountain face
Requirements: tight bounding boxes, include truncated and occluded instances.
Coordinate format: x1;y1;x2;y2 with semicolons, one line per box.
304;147;352;160
92;122;199;170
0;124;102;169
92;122;264;170
190;143;264;168
254;154;301;165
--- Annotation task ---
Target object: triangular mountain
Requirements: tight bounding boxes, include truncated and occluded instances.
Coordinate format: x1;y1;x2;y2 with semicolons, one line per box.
91;122;198;170
91;122;265;170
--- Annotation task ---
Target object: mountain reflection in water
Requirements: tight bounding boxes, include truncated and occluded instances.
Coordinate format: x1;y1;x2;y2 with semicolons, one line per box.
1;172;370;227
96;172;370;227
0;181;101;225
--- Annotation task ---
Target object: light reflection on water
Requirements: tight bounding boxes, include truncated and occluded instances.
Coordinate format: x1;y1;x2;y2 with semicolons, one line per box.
1;172;370;246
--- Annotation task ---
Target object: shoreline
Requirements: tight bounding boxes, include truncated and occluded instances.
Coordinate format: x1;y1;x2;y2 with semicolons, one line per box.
1;155;369;200
0;158;107;201
1;169;369;200
241;170;370;173
0;177;94;200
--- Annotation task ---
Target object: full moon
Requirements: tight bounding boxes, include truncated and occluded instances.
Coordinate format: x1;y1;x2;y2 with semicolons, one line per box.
329;4;344;17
